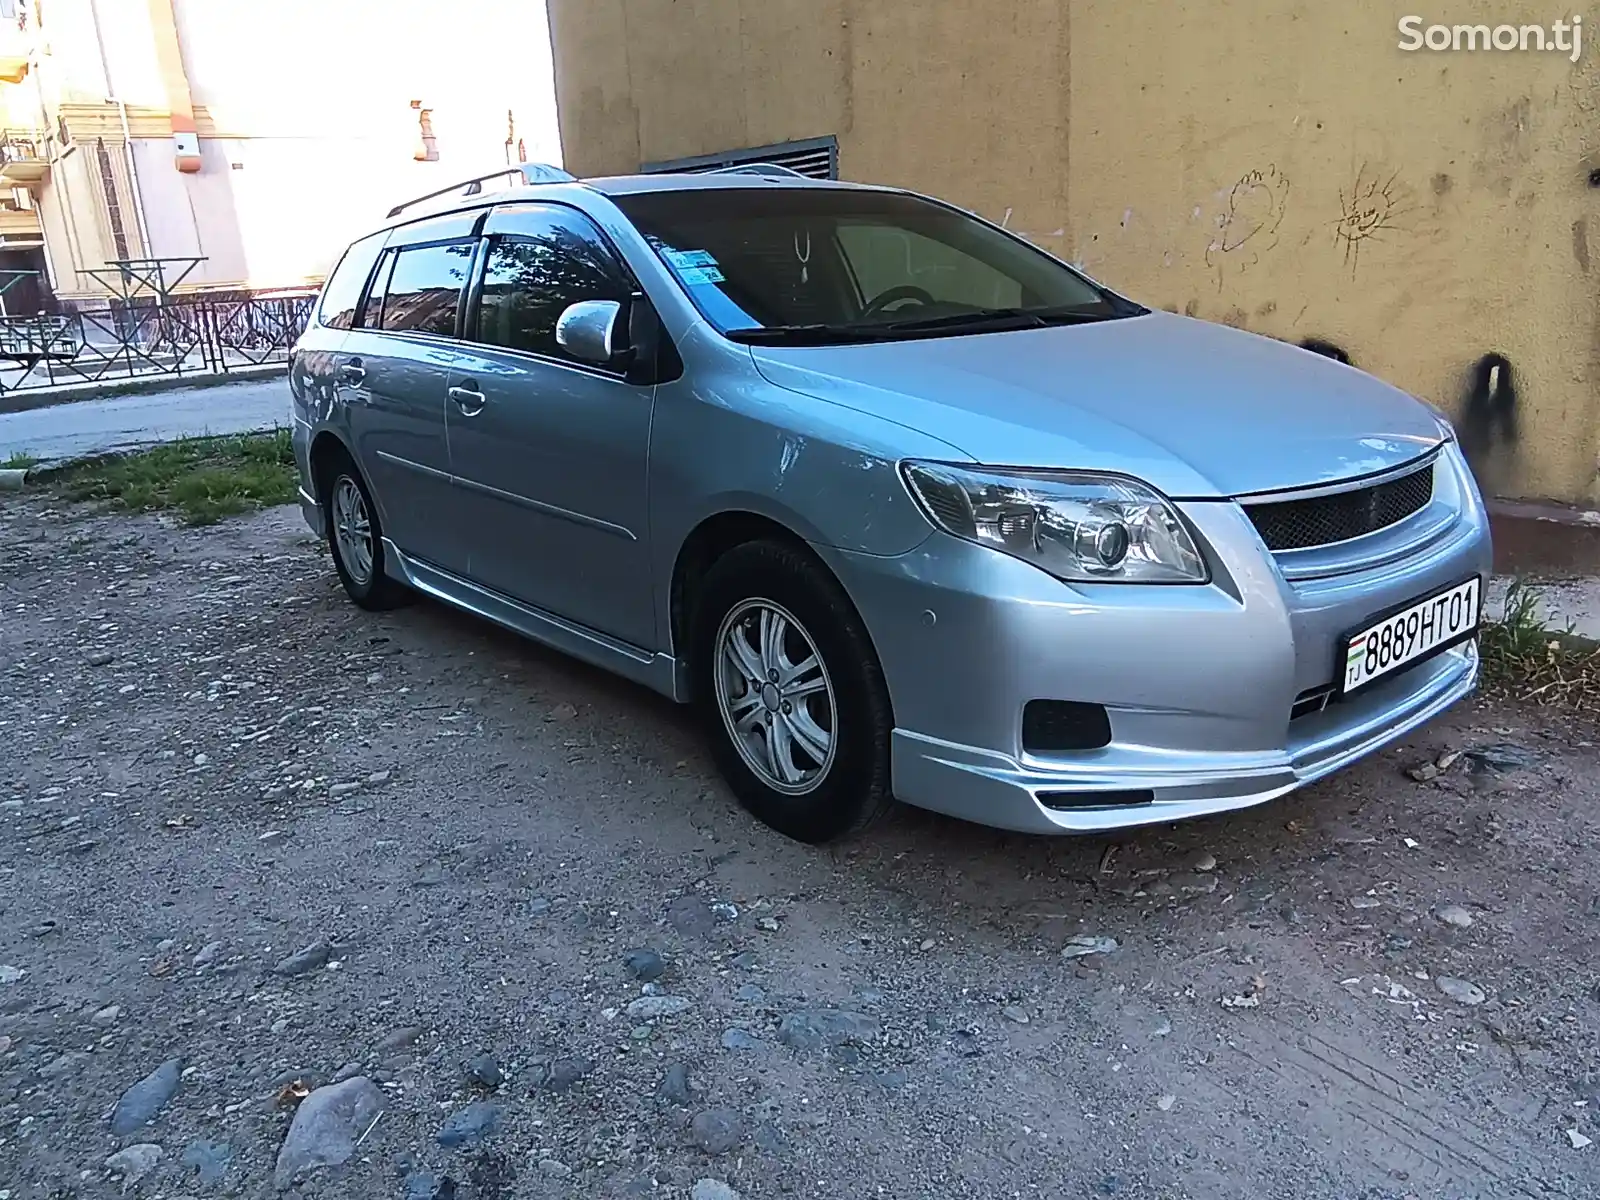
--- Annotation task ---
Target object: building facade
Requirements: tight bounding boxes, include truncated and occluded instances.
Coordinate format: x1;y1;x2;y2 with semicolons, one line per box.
0;0;559;309
547;0;1600;506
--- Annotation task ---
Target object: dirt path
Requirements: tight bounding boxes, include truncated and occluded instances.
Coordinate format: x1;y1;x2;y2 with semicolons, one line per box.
2;496;1597;1200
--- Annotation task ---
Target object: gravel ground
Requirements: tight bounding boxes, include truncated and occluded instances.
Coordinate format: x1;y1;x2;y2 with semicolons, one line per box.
2;496;1598;1200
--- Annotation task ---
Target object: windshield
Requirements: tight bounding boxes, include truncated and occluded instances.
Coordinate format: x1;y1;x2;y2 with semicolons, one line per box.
610;186;1142;344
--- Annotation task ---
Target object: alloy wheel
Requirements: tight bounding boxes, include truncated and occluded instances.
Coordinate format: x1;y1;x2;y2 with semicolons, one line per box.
331;475;374;586
713;598;838;794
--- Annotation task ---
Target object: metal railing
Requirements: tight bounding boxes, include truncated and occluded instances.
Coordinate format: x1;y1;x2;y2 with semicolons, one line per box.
0;291;317;394
0;129;44;166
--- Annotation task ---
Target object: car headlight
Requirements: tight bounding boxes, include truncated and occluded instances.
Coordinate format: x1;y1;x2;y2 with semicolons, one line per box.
901;462;1208;583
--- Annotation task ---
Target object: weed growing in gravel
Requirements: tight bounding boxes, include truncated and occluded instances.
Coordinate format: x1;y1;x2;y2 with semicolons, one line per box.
47;429;296;526
1479;579;1600;707
1;450;38;469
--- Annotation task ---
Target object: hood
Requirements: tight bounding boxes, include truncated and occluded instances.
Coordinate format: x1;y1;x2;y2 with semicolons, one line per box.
748;311;1446;497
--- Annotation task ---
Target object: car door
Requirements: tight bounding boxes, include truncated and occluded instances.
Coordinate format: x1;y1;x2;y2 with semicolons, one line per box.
446;203;657;648
337;212;480;573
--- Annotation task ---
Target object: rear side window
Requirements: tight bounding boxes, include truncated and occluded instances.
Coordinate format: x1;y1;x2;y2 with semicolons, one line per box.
379;241;476;337
474;209;632;362
317;232;387;330
356;250;398;329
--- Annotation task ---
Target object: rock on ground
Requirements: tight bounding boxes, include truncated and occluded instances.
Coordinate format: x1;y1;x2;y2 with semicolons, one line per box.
1436;976;1487;1005
110;1058;182;1136
105;1143;163;1191
436;1100;500;1148
690;1107;747;1154
273;1076;385;1190
775;1009;879;1054
626;995;693;1019
274;939;332;976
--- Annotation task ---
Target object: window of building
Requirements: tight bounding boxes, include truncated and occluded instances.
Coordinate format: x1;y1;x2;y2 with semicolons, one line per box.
473;208;632;363
379;241;474;337
641;135;837;180
317;232;388;330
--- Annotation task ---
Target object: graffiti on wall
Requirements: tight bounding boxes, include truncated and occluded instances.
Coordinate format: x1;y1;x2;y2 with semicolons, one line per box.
1457;353;1518;488
1332;163;1414;278
1204;165;1290;292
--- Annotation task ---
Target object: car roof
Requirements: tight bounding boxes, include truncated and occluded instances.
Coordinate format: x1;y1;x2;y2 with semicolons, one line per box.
581;172;876;196
376;164;896;234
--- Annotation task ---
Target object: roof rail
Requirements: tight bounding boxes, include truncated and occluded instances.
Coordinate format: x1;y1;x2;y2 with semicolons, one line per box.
708;162;808;179
385;162;577;219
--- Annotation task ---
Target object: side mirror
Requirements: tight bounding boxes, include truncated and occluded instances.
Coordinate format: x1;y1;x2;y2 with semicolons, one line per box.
555;299;626;365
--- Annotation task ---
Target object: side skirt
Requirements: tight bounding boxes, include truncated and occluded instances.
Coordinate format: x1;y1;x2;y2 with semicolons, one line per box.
382;538;690;703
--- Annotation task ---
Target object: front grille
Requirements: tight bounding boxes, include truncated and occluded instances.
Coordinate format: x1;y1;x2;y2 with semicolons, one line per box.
1245;462;1435;552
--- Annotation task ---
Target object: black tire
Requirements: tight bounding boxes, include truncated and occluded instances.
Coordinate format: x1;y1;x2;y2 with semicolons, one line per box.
321;454;411;611
692;539;894;843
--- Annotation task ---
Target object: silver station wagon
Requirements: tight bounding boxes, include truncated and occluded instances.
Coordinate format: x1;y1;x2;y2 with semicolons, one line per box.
290;162;1491;844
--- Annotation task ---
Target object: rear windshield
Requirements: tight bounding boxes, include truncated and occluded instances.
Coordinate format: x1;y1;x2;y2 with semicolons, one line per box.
610;187;1135;343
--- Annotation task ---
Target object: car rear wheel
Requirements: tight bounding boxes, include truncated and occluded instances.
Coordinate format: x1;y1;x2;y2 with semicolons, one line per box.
693;540;894;843
324;461;410;611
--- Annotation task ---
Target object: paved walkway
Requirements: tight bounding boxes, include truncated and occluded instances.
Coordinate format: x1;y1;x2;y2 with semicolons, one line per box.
0;378;286;463
1484;575;1600;641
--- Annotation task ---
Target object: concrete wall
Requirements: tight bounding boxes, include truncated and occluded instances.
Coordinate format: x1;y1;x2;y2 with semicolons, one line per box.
547;0;1599;506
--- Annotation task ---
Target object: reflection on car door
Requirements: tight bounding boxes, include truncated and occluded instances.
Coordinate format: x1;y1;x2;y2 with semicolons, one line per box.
339;212;479;573
446;203;657;649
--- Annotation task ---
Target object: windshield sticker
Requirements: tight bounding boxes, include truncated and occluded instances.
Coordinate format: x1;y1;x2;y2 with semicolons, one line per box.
664;248;719;270
677;264;726;285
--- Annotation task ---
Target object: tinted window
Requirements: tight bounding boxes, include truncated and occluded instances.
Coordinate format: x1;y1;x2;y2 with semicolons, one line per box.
610;188;1124;338
836;225;1023;310
475;210;631;361
356;249;397;330
317;232;386;330
379;241;474;337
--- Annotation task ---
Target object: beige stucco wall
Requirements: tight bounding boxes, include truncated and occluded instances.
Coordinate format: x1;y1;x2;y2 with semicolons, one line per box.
547;0;1600;505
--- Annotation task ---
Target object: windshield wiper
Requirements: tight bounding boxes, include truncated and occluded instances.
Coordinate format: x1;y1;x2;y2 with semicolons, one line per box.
875;305;1124;335
873;308;1046;334
724;323;893;346
724;304;1128;346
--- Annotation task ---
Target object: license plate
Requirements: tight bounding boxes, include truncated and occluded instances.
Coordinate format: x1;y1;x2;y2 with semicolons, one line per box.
1341;577;1481;694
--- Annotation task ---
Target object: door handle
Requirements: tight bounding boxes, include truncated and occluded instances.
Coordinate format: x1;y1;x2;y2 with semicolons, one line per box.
449;384;486;415
337;360;365;386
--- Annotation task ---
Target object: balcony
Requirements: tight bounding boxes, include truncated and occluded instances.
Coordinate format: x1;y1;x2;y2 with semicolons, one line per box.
0;200;40;239
0;129;46;184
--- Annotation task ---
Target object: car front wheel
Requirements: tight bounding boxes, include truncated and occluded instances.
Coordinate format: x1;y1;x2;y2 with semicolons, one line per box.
693;540;894;843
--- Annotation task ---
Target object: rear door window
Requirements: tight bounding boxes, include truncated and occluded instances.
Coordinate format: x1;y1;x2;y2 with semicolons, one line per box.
317;232;387;330
356;249;397;329
378;241;476;338
473;208;633;364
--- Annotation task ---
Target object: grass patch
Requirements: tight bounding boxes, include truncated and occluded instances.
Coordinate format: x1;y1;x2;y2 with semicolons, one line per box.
2;450;38;470
46;429;297;526
1478;579;1600;707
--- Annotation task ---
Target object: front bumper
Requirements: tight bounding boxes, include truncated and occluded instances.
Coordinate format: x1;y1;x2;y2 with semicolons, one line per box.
829;443;1492;834
291;414;324;538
